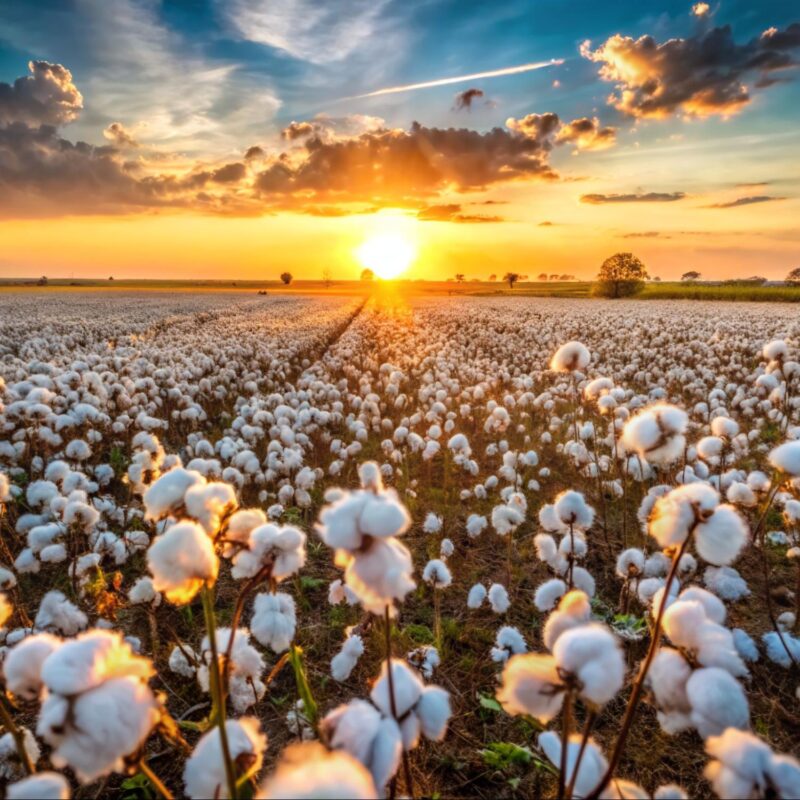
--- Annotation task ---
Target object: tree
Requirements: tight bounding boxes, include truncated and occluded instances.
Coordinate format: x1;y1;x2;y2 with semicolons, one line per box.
37;275;48;286
360;268;374;281
455;273;465;283
503;272;520;289
488;274;497;281
786;267;800;285
538;272;548;281
280;272;292;285
593;252;649;298
322;267;332;288
549;273;559;281
681;271;701;281
559;274;574;281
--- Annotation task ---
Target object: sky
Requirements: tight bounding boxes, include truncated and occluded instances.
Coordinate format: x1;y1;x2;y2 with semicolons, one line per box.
0;0;799;281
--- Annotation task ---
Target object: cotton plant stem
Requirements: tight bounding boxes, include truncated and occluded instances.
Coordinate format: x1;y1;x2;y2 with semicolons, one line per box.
556;688;574;800
201;586;238;800
587;537;689;799
139;758;174;800
0;692;34;775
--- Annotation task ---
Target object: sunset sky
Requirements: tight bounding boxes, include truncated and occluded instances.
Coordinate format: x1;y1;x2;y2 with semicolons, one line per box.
1;0;799;281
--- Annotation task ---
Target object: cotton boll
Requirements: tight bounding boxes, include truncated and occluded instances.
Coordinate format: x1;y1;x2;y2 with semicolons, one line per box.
762;630;800;668
148;520;218;605
616;548;645;578
184;717;266;799
538;730;607;799
571;567;596;598
727;481;757;507
644;550;671;578
331;634;365;682
128;576;161;607
0;728;39;781
694;504;749;566
439;538;454;558
553;624;625;707
491;503;525;536
551;341;591;372
466;514;487;538
769;441;800;476
622;404;688;465
543;590;592;651
408;645;440;679
6;772;70;799
258;741;378;800
251;592;296;653
535;579;567;612
467;583;487;609
422;559;452;588
3;633;61;700
497;652;562;722
649;483;719;549
704;565;750;601
143;468;205;521
647;647;692;734
184;481;238;534
732;628;759;663
35;591;87;635
488;583;510;613
534;533;558;565
686;667;749;738
678;586;727;625
554;490;594;529
231;523;306;582
225;508;267;551
539;503;567;533
370;658;424;719
423;512;443;534
169;644;197;678
653;784;688;800
415;685;451;741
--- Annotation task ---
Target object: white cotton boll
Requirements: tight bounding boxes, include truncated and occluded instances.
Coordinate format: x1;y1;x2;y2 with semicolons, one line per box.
492;625;527;663
539;730;607;799
571;567;596;598
763;339;789;361
534;533;558;564
539;503;567;533
644;550;671;578
415;685;451;741
467;583;487;609
0;567;17;590
491;503;524;536
225;508;267;549
231;523;306;582
40;543;67;563
128;577;161;607
331;634;365;682
763;630;800;668
488;583;510;613
183;717;266;799
677;552;697;578
543;590;592;651
769;441;800;476
38;676;160;782
143;468;205;521
370;658;424;719
711;416;739;439
678;586;727;625
184;481;238;534
727;481;757;507
0;728;39;781
647;647;692;734
535;578;567;612
686;667;749;738
732;628;759;663
466;514;487;538
653;785;688;800
343;536;416;616
559;531;587;558
550;341;591;372
35;591;87;635
251;592;296;653
704;565;750;601
553;624;625;707
697;436;724;462
440;538;454;558
649;483;719;549
259;741;379;799
423;512;443;534
169;645;197;678
6;772;70;799
422;559;452;588
622;404;688;465
3;633;61;700
147;521;218;605
616;548;645;578
694;504;749;566
554;490;594;529
497;652;562;722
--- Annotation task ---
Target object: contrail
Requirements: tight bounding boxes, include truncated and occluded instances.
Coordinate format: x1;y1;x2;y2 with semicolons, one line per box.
348;59;564;100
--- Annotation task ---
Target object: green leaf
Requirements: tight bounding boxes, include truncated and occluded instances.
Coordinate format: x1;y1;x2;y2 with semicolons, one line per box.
288;644;318;726
478;692;502;713
480;742;533;770
300;576;326;591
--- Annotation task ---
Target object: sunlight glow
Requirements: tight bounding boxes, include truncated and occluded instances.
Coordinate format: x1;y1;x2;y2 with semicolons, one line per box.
356;233;417;279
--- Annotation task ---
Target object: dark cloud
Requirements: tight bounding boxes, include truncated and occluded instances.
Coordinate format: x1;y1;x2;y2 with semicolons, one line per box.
417;204;504;223
582;23;800;118
538;220;555;226
453;88;485;111
281;120;316;140
705;195;786;208
211;162;247;183
103;122;138;148
622;231;670;238
0;61;83;127
581;192;686;204
244;145;265;161
555;117;617;151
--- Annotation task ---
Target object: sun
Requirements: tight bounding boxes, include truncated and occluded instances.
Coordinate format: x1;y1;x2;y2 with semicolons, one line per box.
356;232;416;279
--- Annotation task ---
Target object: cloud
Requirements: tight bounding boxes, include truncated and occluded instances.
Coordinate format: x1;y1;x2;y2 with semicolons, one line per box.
581;192;686;204
453;88;485;111
244;145;265;161
417;204;504;223
281;114;385;143
555;116;617;151
103;122;138;148
282;121;315;140
211;162;247;183
705;195;786;208
216;0;389;64
581;23;800;118
622;231;670;238
0;61;83;127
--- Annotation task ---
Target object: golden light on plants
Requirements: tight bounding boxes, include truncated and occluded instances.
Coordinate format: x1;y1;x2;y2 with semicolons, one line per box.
356;233;416;280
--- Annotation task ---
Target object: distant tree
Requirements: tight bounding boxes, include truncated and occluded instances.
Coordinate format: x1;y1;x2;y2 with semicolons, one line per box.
108;276;114;281
280;272;292;285
786;267;800;285
652;276;662;282
549;273;559;281
559;274;574;281
538;272;548;281
503;272;520;289
519;274;529;281
37;275;48;286
322;266;332;288
455;273;465;283
593;252;648;298
488;274;497;282
681;271;701;281
746;275;767;285
360;268;374;281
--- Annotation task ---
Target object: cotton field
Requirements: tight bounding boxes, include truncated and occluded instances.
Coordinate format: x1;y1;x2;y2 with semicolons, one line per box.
1;290;800;799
